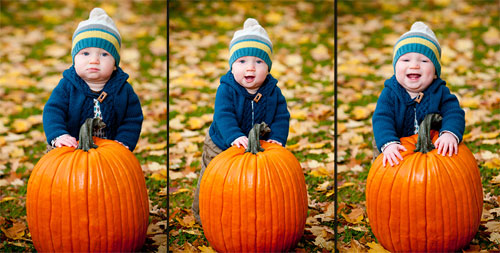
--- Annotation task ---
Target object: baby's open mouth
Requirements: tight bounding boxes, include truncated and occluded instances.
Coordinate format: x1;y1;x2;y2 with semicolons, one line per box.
245;76;255;82
407;74;421;80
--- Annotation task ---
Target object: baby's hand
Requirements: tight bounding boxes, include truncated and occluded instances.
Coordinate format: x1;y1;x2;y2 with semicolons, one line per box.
114;140;129;150
266;139;282;146
382;143;407;167
434;132;458;157
54;134;77;148
231;136;249;149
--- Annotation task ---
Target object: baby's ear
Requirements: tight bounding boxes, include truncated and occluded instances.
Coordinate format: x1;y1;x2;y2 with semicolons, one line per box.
114;66;117;70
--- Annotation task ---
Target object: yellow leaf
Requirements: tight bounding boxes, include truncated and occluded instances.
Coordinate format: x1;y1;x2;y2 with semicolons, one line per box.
265;11;283;24
151;171;166;181
99;3;117;16
171;188;190;195
338;182;356;189
11;119;31;133
290;109;307;120
169;132;182;143
367;242;390;253
485;158;500;169
1;196;16;202
198;245;217;253
351;107;371;120
460;97;480;109
0;222;25;240
9;147;25;158
482;27;500;46
341;208;364;224
309;167;330;178
187;117;204;130
185;143;199;153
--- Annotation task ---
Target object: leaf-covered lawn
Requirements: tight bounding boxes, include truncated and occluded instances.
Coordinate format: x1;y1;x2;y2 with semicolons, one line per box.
0;0;166;252
169;0;499;252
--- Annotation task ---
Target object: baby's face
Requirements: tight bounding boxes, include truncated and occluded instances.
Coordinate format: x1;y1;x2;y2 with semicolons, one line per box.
395;52;436;94
74;47;116;84
231;56;269;94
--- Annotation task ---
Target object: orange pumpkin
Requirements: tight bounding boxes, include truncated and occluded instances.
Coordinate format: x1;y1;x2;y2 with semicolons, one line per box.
366;114;483;252
27;118;149;252
199;123;308;252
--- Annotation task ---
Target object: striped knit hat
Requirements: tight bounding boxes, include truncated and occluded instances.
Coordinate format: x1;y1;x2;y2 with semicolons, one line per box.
72;8;121;66
229;18;273;71
393;21;441;77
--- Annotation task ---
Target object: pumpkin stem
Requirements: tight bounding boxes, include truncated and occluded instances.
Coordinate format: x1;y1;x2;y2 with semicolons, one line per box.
77;118;106;151
414;113;443;153
245;122;271;154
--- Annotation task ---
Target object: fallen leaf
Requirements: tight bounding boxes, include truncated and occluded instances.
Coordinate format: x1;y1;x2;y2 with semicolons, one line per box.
367;241;390;252
0;222;25;240
198;245;217;253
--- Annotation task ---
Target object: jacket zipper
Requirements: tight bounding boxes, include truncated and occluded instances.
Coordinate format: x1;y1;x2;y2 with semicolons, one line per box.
251;101;255;126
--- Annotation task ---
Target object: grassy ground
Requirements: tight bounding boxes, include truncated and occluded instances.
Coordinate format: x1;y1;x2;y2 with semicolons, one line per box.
169;0;499;252
0;0;166;252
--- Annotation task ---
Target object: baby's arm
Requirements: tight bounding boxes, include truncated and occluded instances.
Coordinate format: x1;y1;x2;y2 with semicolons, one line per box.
266;88;290;147
43;80;72;145
434;132;458;156
114;83;143;151
382;142;407;167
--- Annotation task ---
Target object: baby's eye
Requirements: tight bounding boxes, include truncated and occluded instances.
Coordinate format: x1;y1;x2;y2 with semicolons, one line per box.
81;52;90;56
422;59;429;62
238;60;246;63
401;59;409;62
101;52;109;57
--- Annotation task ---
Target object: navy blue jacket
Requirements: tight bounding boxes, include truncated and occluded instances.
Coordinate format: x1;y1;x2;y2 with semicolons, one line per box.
209;71;290;150
43;66;143;151
372;75;465;152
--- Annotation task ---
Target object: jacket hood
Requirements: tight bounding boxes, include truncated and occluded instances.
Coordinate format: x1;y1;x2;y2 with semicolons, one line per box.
220;70;278;99
62;65;130;95
384;74;446;102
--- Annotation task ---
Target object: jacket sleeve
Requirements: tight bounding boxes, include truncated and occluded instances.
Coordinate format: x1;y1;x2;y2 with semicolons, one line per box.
213;84;245;147
439;86;465;142
268;87;290;146
372;88;401;152
43;80;71;145
114;83;143;151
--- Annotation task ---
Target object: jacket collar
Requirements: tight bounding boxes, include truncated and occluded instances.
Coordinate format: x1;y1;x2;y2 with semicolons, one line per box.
385;74;446;103
220;70;277;99
63;65;129;95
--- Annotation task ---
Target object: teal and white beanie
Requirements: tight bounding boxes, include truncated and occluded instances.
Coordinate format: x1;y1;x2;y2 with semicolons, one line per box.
393;21;441;77
72;8;122;66
229;18;273;71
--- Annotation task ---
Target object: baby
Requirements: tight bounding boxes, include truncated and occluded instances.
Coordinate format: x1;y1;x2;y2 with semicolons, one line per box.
192;18;290;223
372;21;465;167
43;8;143;152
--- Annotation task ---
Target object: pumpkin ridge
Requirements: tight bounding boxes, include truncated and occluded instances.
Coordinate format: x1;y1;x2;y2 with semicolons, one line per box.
101;149;131;251
263;150;288;250
221;152;243;251
96;148;110;251
107;147;146;250
100;150;124;251
385;161;400;251
443;151;472;249
278;149;302;249
435;154;459;250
